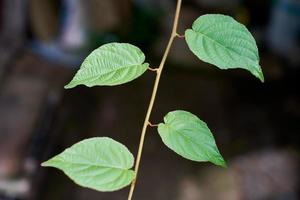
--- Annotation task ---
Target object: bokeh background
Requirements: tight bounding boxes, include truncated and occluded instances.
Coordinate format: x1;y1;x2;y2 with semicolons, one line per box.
0;0;299;199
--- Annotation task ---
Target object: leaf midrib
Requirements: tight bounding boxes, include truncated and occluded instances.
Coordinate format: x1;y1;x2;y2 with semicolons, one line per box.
56;158;132;171
76;63;147;82
53;151;132;171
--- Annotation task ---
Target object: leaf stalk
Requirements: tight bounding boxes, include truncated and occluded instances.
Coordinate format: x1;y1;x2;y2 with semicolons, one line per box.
176;33;185;38
148;122;159;127
148;67;159;72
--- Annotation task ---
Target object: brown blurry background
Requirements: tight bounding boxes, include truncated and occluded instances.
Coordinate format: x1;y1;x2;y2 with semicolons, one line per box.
0;0;299;200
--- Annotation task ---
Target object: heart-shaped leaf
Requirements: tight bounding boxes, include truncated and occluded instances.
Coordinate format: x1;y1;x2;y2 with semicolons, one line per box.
158;110;226;167
42;137;135;192
65;43;149;88
185;14;264;82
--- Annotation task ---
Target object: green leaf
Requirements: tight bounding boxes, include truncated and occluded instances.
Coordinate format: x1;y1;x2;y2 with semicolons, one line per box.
65;43;149;88
158;110;226;167
185;14;264;82
42;137;135;192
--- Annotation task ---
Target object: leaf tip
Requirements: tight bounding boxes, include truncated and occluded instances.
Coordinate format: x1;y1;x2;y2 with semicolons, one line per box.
41;160;50;167
212;157;227;168
256;70;265;83
64;83;74;89
252;65;265;83
41;157;58;168
258;73;265;83
219;159;228;168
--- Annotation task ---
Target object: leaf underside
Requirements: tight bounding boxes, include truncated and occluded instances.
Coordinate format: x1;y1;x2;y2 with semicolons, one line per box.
42;137;135;192
65;43;149;88
185;14;264;82
158;110;226;167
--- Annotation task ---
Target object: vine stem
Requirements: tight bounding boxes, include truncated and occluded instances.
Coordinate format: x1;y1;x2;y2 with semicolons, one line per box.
127;0;183;199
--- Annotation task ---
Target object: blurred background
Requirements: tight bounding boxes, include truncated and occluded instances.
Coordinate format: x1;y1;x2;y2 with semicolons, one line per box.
0;0;299;199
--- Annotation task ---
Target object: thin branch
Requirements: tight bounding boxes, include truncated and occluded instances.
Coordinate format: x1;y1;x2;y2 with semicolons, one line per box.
127;0;183;199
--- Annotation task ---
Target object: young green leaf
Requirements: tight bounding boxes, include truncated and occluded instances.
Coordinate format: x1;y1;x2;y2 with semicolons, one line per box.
185;14;264;82
158;110;226;167
42;137;136;192
65;43;149;88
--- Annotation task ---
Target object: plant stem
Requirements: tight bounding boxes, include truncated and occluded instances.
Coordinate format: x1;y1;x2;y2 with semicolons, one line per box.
127;0;182;199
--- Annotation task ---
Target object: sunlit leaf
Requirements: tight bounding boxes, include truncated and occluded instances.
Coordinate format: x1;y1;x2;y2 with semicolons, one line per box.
42;137;135;192
185;14;264;82
65;43;149;88
158;110;226;167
